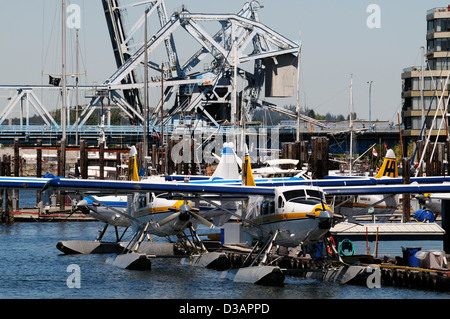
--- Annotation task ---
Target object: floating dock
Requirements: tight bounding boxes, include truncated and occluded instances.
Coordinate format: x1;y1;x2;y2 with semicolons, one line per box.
13;208;96;222
214;244;450;290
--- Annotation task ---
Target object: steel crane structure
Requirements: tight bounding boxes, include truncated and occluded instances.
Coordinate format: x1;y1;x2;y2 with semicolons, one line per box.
98;0;324;128
0;0;325;143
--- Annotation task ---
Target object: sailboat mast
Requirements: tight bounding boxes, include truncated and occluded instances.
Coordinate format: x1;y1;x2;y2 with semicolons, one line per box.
296;38;302;142
349;74;354;174
75;28;79;146
61;0;67;140
143;8;149;169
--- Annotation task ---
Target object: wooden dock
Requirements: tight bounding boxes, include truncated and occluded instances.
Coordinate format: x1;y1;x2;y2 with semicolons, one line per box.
214;244;450;291
13;207;96;222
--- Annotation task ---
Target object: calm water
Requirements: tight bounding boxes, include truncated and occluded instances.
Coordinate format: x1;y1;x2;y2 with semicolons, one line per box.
0;190;448;302
0;221;448;300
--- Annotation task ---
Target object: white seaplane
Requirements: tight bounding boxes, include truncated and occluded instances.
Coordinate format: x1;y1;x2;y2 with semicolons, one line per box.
66;143;242;248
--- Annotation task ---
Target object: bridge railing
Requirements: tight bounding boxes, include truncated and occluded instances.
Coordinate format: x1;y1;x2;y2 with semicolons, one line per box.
0;121;398;137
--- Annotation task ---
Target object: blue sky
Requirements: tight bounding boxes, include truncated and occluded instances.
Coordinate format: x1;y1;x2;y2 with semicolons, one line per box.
0;1;448;122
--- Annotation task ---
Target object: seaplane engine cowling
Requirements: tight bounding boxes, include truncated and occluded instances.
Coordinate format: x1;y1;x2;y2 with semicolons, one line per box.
158;203;214;229
178;204;191;222
75;199;90;214
318;209;333;230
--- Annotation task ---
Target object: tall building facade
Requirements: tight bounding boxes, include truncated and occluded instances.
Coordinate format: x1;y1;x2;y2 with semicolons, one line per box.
401;6;450;142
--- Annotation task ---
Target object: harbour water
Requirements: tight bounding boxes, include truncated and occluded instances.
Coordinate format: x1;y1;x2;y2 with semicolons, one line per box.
0;220;448;300
0;190;448;303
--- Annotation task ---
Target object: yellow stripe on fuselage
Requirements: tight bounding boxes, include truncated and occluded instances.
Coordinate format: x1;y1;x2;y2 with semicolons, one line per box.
253;204;331;225
133;199;186;217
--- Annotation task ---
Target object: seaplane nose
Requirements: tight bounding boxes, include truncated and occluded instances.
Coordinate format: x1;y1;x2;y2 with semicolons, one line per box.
318;209;333;229
77;199;88;207
179;204;191;212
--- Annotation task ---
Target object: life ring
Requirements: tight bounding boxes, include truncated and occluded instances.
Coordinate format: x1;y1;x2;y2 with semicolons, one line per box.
338;238;355;256
327;236;337;256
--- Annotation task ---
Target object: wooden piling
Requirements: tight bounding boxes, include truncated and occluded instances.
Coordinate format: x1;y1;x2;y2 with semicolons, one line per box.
447;140;450;175
402;157;411;222
293;141;300;169
176;138;182;175
191;138;197;175
58;139;66;178
183;140;189;175
4;155;13;223
168;139;175;175
417;140;424;176
0;156;4;222
36;140;42;178
311;137;329;179
115;152;121;180
435;143;445;176
13;138;19;210
80;140;88;179
36;140;42;204
151;144;157;175
99;141;105;180
299;141;309;169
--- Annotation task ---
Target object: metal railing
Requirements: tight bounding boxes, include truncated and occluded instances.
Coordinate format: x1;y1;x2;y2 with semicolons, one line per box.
0;121;397;137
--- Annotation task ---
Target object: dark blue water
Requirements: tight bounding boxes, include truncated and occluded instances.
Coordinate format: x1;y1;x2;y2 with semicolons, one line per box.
0;221;448;300
0;190;448;301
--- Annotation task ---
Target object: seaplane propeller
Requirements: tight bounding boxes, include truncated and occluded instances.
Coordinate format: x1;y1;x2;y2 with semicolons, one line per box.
61;198;88;220
304;192;342;228
74;199;90;214
157;202;215;229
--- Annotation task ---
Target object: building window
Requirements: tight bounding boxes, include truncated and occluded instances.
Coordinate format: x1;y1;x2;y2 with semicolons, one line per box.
412;117;422;130
424;77;434;90
424;96;438;110
403;97;412;111
412;78;420;90
412;98;421;110
433;57;450;70
433;38;450;52
404;117;411;130
441;18;450;32
428;20;435;33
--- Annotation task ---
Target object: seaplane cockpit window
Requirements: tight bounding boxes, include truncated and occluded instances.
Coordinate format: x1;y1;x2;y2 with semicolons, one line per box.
138;195;147;208
261;201;269;215
262;200;276;214
277;196;285;209
268;201;275;214
305;190;323;201
283;189;323;204
157;193;183;199
282;189;307;202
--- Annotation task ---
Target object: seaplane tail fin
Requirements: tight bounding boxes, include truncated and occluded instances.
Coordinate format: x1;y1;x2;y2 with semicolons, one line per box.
375;149;398;178
127;146;140;182
210;143;240;180
242;146;256;186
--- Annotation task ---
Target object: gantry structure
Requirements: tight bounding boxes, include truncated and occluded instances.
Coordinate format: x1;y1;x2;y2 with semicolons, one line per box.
0;0;325;143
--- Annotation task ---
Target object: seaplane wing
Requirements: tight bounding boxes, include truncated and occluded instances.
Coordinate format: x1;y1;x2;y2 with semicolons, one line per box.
0;176;51;189
45;177;275;196
322;182;450;196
